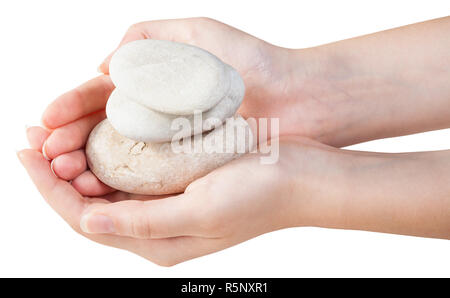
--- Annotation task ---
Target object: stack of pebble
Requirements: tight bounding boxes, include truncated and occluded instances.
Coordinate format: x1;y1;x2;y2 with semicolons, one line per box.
86;40;253;195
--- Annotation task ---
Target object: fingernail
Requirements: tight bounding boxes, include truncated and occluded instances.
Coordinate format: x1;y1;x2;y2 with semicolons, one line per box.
25;124;40;132
25;125;32;147
50;159;56;176
80;214;115;234
42;141;51;160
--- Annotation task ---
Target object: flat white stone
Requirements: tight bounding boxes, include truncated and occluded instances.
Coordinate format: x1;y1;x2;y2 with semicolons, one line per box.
86;118;254;195
109;39;235;115
106;65;245;142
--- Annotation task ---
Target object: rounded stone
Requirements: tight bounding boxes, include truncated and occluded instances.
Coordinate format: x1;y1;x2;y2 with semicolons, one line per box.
86;118;254;195
106;65;245;143
109;39;236;115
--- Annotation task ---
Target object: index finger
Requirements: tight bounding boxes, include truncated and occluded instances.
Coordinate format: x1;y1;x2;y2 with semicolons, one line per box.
42;75;114;129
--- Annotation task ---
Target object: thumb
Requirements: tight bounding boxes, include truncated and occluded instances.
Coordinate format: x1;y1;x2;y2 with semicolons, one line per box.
98;23;150;74
80;194;200;239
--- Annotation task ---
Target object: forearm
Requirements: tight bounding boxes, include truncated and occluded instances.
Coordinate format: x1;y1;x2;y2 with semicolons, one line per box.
293;16;450;147
301;148;450;239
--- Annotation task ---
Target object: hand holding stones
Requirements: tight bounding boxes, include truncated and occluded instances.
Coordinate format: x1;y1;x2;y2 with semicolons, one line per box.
86;40;253;195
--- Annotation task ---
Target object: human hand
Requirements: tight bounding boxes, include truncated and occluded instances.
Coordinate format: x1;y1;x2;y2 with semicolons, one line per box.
42;17;450;153
22;121;338;265
96;17;331;140
26;72;330;265
107;17;449;148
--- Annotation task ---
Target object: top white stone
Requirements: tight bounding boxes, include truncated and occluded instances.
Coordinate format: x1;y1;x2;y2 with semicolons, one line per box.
109;39;231;115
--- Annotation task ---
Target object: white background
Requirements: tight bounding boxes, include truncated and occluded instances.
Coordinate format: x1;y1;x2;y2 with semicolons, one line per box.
1;0;449;277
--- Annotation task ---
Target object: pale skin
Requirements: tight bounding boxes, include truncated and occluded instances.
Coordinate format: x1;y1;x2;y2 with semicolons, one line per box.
19;17;450;266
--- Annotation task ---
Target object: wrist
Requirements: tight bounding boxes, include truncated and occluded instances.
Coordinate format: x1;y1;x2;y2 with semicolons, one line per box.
278;46;353;146
276;138;351;228
284;45;383;147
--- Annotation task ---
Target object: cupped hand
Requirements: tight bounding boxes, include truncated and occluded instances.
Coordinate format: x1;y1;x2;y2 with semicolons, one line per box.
23;75;340;265
22;121;336;265
24;72;293;265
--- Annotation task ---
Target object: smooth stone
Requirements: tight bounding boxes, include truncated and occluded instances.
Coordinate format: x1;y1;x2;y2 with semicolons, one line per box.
106;65;245;143
109;39;240;115
86;117;254;195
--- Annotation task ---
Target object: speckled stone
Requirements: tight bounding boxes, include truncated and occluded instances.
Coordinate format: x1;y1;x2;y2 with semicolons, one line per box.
86;117;253;195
